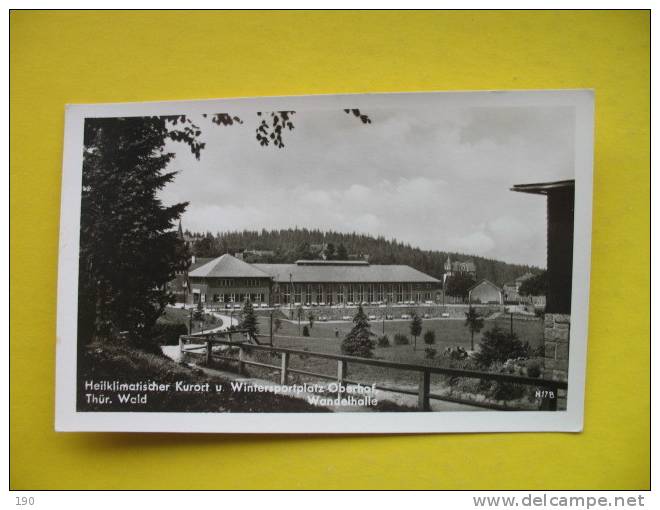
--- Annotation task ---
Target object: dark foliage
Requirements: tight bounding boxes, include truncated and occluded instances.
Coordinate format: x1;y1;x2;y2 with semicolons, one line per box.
302;325;310;337
77;341;327;413
78;116;195;349
240;300;259;338
474;326;530;369
464;307;485;351
519;271;548;296
423;330;436;346
151;322;189;346
393;333;410;345
377;335;391;347
445;273;477;299
341;305;375;357
185;228;538;286
256;111;295;148
410;313;422;350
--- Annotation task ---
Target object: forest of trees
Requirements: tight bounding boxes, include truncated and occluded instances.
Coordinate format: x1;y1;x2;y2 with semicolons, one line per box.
185;228;541;287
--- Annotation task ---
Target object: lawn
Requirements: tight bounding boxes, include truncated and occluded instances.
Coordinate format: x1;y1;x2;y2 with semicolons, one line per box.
238;314;544;394
267;315;543;351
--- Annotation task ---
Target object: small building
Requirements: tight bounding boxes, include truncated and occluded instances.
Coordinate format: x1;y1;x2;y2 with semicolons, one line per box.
468;279;503;305
443;255;477;283
503;272;535;303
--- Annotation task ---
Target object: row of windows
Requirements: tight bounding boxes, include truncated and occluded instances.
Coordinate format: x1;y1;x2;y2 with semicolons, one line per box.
278;284;435;305
194;293;266;304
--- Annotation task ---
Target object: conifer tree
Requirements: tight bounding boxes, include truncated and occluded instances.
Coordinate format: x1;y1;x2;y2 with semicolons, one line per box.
464;307;485;351
410;313;423;351
78;116;200;349
240;300;259;340
341;305;375;357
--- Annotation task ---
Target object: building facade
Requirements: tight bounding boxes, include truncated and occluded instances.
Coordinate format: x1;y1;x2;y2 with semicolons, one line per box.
468;279;503;305
187;254;442;307
511;179;574;402
443;255;477;283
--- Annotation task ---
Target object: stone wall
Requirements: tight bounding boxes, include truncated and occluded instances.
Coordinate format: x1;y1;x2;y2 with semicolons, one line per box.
544;313;570;410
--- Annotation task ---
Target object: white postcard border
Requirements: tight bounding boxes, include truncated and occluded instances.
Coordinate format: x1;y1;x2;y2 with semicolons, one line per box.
55;90;594;433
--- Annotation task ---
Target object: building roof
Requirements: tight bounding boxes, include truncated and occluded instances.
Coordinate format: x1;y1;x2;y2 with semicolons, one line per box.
468;279;502;293
510;179;575;195
189;257;214;271
253;262;440;284
295;259;369;266
189;254;271;278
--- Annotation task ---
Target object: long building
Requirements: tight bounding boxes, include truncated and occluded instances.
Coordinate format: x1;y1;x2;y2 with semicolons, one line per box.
187;253;442;306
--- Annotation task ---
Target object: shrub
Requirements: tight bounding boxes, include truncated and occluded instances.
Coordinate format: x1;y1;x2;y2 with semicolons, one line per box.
425;347;437;359
474;326;530;369
423;330;436;346
151;322;189;345
302;325;310;337
526;360;542;378
393;333;410;345
377;335;390;347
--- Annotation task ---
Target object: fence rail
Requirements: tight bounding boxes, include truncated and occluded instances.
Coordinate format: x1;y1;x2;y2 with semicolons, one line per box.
179;333;566;411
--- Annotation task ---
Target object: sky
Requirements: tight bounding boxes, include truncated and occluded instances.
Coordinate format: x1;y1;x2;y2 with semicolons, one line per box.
159;104;575;268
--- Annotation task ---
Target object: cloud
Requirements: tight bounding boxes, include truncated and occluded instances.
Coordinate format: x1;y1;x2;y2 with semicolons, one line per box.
449;231;495;254
159;105;572;266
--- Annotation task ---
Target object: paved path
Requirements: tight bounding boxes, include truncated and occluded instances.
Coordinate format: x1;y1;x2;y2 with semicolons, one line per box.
190;312;238;335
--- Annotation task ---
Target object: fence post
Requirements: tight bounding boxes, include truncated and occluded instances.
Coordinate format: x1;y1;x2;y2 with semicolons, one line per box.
418;369;431;411
179;335;184;354
337;360;347;397
206;339;212;366
280;352;289;384
238;345;245;375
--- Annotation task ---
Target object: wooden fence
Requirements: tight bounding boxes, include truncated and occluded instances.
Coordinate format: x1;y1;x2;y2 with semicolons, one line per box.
179;332;567;411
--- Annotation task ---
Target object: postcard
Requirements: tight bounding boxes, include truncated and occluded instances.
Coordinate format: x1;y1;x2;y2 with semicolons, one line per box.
55;90;593;433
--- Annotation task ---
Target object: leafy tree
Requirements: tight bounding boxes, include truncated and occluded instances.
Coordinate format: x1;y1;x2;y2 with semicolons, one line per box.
302;325;310;337
324;243;336;260
337;243;349;260
464;307;485;351
295;242;313;261
423;330;436;346
519;271;548;297
193;299;204;321
341;305;375;357
307;311;315;330
78;116;199;350
474;326;529;369
445;273;476;300
410;313;423;351
240;299;259;340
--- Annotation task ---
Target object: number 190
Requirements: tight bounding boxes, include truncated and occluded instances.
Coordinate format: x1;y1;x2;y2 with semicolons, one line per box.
16;497;34;506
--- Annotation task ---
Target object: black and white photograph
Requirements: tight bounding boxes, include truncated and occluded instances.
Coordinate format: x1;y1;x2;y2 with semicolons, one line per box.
55;91;594;433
